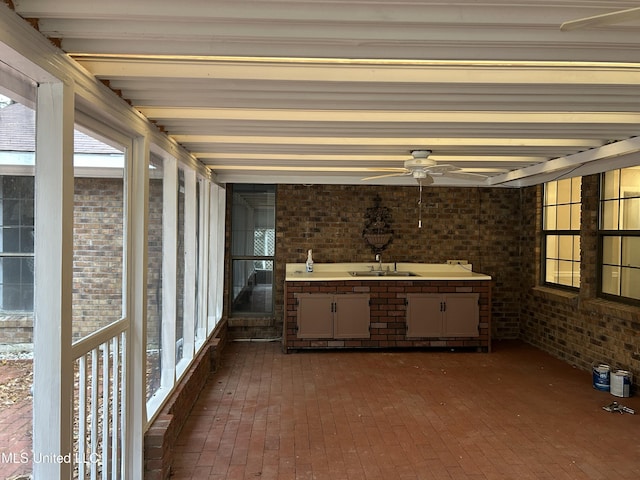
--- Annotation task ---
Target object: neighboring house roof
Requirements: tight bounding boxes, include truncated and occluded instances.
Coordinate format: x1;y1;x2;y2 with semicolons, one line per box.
0;102;121;155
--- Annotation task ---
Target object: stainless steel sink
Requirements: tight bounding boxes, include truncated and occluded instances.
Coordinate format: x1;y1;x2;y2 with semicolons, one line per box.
349;270;387;277
349;270;418;277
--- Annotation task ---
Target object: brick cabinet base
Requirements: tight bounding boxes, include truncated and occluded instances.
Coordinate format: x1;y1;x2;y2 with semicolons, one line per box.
284;280;492;352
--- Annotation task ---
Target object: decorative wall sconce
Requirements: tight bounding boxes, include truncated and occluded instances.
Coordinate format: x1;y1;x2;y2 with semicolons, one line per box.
362;195;394;254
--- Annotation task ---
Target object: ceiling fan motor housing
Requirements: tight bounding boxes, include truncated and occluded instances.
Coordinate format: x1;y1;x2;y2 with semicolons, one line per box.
405;158;437;169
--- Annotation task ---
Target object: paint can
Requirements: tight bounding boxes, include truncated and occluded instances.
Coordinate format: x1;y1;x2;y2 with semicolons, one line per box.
610;370;633;398
592;363;610;391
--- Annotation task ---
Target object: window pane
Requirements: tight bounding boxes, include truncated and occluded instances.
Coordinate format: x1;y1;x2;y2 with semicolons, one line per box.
230;184;275;316
620;198;640;230
620;267;640;300
546;259;558;283
544;205;557;230
572;261;581;288
557;260;574;287
571;177;581;202
231;184;276;256
602;236;620;265
146;153;164;401
570;203;581;230
231;259;273;314
558;235;573;260
556;204;571;230
175;168;185;363
544;181;557;205
602;265;620;295
620;166;640;193
0;175;35;313
557;178;572;204
621;237;640;268
72;129;125;340
546;235;558;258
195;178;204;343
601;200;619;230
602;170;620;200
0;258;34;311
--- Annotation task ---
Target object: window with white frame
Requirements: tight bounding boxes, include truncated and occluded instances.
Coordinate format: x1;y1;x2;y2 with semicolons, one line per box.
230;184;276;316
0;97;35;314
543;177;581;288
599;167;640;303
0;175;34;312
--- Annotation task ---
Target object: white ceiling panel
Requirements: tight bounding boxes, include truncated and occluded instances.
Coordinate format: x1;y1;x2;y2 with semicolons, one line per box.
10;0;640;185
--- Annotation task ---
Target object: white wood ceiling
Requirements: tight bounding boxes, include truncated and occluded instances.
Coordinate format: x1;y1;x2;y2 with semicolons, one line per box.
12;0;640;186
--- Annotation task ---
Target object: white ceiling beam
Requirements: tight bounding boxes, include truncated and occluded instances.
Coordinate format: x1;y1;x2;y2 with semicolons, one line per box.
74;57;640;85
193;153;543;163
489;137;640;186
14;1;614;26
173;135;603;148
142;107;640;124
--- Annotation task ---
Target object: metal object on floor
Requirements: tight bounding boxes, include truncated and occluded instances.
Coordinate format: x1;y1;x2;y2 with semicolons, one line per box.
602;401;635;414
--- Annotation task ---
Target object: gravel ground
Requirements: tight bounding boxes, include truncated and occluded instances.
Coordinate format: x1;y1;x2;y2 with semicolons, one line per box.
0;359;33;406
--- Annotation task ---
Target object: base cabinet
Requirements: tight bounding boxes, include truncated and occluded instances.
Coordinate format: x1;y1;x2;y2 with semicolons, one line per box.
284;280;491;352
406;293;479;338
296;293;370;339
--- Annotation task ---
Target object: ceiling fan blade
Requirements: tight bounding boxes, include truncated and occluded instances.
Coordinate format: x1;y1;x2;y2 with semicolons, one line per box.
425;164;459;174
365;168;407;173
441;171;489;181
560;6;640;31
361;172;409;181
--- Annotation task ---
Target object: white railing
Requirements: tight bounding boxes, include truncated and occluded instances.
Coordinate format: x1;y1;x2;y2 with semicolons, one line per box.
71;320;128;480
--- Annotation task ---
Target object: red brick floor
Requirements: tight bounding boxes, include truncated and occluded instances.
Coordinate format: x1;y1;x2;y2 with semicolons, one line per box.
172;340;640;480
0;360;32;479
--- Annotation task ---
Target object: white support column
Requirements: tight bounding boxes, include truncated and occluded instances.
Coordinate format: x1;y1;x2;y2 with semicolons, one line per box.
182;169;197;360
33;80;75;479
126;135;149;478
161;157;177;388
197;178;210;344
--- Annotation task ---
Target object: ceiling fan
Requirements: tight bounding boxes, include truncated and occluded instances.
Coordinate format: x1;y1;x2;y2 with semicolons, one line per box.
560;6;640;31
362;150;487;228
362;150;487;184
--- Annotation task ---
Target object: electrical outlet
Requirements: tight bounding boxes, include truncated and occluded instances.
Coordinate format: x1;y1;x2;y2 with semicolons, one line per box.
447;259;469;265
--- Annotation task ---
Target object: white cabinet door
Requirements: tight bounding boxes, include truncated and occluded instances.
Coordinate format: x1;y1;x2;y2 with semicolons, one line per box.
406;293;479;338
443;293;479;337
406;294;443;337
296;294;333;338
297;293;371;339
334;294;370;339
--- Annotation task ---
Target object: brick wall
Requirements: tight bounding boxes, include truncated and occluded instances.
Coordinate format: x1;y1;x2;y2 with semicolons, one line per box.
520;175;640;389
227;184;523;340
1;177;126;344
72;177;124;339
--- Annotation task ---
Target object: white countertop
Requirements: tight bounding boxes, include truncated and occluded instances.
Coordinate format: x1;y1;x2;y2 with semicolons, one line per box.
285;262;491;281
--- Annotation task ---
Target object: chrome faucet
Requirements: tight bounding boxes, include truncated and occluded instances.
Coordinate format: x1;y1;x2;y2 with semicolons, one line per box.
375;253;382;270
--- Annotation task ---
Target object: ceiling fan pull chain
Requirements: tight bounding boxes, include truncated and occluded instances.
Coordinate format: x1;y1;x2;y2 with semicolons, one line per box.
418;179;423;228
